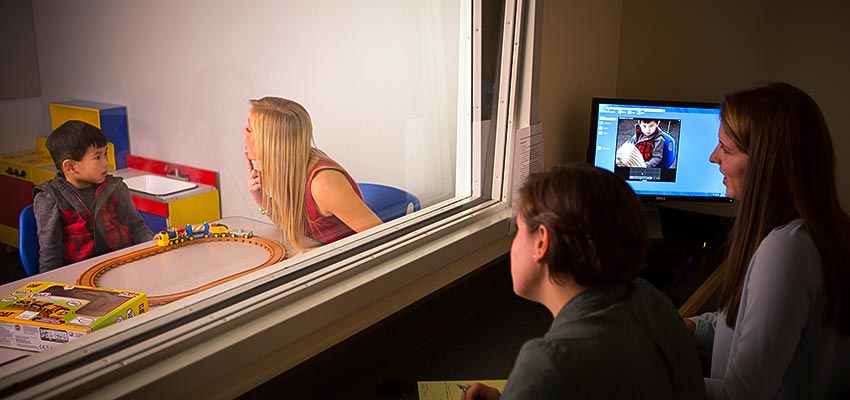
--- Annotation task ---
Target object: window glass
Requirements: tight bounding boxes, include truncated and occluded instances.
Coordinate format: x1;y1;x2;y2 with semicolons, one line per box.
0;0;522;393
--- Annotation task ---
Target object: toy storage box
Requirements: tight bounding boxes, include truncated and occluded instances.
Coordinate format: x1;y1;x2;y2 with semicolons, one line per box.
0;282;147;352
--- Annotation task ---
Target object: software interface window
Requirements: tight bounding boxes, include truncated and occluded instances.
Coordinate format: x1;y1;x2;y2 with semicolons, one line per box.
589;99;728;200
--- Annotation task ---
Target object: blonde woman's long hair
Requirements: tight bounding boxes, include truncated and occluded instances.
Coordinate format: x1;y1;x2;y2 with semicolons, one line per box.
249;97;325;250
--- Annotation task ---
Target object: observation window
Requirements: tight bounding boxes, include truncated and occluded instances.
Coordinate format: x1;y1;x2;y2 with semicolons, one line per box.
0;0;539;397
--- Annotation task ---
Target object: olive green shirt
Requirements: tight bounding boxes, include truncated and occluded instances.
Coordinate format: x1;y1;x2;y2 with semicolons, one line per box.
501;278;704;399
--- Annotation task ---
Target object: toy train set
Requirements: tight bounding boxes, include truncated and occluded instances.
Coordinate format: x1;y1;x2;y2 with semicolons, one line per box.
156;222;253;246
78;228;285;306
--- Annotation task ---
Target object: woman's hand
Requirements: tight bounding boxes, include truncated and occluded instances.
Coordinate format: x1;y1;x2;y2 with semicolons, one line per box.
462;383;501;400
244;153;263;206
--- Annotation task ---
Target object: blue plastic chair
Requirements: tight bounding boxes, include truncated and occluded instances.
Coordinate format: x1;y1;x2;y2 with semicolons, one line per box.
660;132;677;168
357;183;421;223
19;204;40;276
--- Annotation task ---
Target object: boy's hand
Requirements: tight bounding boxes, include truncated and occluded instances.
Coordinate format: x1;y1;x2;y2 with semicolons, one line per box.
245;153;263;206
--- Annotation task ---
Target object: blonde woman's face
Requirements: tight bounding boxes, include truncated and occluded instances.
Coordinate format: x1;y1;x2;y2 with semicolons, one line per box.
243;115;258;160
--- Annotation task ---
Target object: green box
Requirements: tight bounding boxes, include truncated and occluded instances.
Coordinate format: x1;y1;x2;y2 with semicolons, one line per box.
0;282;147;352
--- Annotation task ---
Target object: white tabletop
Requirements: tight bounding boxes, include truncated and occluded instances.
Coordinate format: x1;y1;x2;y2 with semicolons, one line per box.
0;216;284;365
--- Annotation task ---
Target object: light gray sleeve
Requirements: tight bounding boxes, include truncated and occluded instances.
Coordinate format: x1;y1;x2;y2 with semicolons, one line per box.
689;311;717;352
709;225;821;399
115;182;154;243
34;192;64;273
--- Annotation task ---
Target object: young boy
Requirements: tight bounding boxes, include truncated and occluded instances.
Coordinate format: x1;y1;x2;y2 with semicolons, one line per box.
628;119;665;168
33;120;153;273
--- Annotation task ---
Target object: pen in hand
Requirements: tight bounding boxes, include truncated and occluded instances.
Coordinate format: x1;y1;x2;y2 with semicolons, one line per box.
458;384;470;399
457;382;501;400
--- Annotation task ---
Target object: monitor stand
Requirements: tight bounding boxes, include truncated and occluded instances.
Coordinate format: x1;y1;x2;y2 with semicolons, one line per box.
642;203;663;239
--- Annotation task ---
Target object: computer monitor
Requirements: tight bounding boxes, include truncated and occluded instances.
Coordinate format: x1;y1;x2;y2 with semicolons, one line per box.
586;97;732;236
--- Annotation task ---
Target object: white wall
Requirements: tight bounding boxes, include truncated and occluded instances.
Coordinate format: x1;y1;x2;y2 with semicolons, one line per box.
0;97;43;154
614;0;850;209
0;0;461;217
539;0;850;210
539;0;623;167
12;0;847;213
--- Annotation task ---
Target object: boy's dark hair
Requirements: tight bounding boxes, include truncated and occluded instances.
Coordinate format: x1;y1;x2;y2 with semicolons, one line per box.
46;120;109;170
636;118;661;123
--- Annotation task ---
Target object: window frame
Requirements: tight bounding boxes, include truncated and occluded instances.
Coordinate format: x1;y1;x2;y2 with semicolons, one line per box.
0;0;542;397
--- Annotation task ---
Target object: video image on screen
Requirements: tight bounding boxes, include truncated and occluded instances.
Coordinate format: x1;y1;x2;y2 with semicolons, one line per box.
614;117;680;183
587;97;730;202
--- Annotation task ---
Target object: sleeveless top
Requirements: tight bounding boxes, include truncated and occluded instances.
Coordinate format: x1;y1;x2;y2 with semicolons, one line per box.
304;158;364;244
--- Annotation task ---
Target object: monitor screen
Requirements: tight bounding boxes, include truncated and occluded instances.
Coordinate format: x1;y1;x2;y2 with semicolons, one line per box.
587;97;731;203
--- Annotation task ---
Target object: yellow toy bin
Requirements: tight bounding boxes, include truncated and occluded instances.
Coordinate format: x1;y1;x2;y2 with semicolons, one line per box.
0;282;147;352
0;148;53;183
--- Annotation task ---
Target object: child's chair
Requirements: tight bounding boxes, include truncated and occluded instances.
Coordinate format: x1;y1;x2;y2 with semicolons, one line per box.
18;204;40;276
660;132;677;168
357;183;421;223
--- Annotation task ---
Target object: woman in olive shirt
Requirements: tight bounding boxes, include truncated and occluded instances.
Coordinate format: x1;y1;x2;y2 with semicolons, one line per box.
465;164;704;400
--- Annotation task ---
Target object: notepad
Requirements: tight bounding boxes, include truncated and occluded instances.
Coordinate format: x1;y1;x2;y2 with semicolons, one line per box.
417;380;507;400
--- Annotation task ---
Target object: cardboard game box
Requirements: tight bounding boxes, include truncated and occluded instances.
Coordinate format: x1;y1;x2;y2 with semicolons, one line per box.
0;282;147;352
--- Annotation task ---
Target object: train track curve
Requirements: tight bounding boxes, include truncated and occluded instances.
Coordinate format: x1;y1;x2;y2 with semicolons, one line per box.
76;236;286;306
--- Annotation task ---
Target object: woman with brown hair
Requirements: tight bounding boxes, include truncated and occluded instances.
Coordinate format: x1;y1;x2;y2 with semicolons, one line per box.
243;97;382;252
686;82;850;398
464;164;703;400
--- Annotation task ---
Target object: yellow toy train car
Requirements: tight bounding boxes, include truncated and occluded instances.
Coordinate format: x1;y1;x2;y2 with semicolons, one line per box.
156;223;253;246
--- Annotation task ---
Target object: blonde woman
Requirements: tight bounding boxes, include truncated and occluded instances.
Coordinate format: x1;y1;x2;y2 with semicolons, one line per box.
243;97;382;251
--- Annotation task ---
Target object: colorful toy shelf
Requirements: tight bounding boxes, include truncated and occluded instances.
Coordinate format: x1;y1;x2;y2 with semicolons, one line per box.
0;100;131;248
123;155;221;233
50;100;129;169
1;101;221;248
0;139;54;248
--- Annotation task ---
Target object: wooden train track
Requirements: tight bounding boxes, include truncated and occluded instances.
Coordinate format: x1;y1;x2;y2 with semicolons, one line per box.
76;236;286;306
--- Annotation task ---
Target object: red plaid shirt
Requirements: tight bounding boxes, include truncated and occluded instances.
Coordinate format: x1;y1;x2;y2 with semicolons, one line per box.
636;140;655;162
631;124;665;168
60;189;133;265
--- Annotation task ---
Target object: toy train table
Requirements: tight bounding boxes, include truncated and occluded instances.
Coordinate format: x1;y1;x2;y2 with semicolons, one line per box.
77;225;285;306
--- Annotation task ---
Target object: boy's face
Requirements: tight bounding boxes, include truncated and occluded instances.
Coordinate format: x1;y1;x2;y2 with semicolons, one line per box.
638;121;659;136
64;145;110;189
